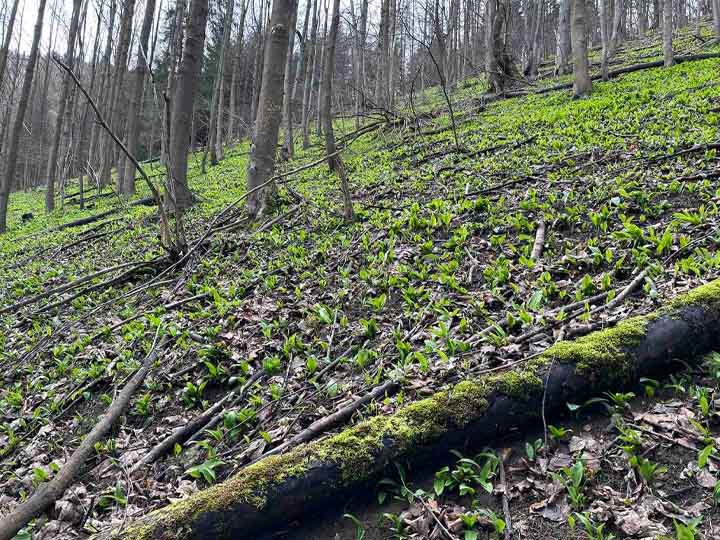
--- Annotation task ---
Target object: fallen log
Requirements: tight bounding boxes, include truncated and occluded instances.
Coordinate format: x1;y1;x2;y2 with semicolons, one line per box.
55;196;155;231
102;279;720;540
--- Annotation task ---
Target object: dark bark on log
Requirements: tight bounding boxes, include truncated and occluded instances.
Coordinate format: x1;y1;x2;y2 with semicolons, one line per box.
105;280;720;540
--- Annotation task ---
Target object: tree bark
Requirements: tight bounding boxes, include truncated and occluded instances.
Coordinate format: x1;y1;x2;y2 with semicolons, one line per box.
301;0;319;149
712;0;720;40
609;0;623;56
282;3;298;158
169;0;210;211
321;0;353;220
0;0;19;90
599;0;610;80
228;0;248;145
571;0;592;97
44;0;82;212
100;0;136;188
246;0;296;217
663;0;674;67
0;0;47;233
118;0;156;196
555;0;572;75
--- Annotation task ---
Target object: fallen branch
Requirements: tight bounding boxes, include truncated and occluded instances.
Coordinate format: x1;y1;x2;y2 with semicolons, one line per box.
530;219;546;261
262;380;399;459
0;333;168;540
131;370;264;471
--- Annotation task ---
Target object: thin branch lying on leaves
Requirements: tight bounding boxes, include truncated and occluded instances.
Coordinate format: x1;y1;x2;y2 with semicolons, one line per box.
0;332;168;540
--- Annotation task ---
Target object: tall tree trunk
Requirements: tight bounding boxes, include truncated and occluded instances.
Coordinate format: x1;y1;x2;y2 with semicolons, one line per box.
282;3;298;158
663;0;674;66
555;0;572;75
321;0;352;220
246;0;296;217
169;0;209;211
608;0;623;55
0;0;19;89
120;0;157;196
353;0;369;128
301;0;319;149
571;0;592;97
249;1;266;125
162;0;186;167
315;0;328;136
214;0;235;163
0;0;47;233
486;0;517;93
599;0;610;80
100;0;135;188
376;0;390;108
712;0;720;41
228;0;248;145
45;0;82;212
524;0;543;79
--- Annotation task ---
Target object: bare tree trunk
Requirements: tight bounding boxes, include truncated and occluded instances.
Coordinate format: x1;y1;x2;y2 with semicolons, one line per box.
315;0;328;136
0;0;47;233
321;0;352;220
663;0;674;66
555;0;572;74
45;0;82;212
599;0;610;80
571;0;592;97
161;0;186;167
486;0;517;93
282;2;298;158
228;0;248;145
250;1;266;125
376;0;390;108
0;0;19;89
214;0;235;162
169;0;209;211
524;0;543;79
609;0;623;55
246;0;296;217
354;0;369;127
90;0;117;173
302;0;319;149
119;0;156;196
100;0;136;188
712;0;720;40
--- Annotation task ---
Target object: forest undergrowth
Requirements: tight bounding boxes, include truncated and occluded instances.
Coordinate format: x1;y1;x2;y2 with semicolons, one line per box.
1;23;720;539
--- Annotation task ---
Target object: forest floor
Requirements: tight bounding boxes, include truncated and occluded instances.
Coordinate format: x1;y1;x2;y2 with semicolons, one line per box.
1;22;720;540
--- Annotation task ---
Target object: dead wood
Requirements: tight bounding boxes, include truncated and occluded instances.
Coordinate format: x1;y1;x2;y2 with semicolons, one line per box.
0;335;168;540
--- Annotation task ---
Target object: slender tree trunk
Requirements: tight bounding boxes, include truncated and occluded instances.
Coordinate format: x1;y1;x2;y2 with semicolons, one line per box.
0;0;47;233
321;0;352;220
315;0;328;136
45;0;82;212
101;0;136;188
712;0;720;41
249;1;266;125
282;3;298;158
609;0;623;55
120;0;156;196
376;0;390;108
571;0;592;97
162;0;186;167
302;0;319;149
663;0;674;66
169;0;210;211
246;0;296;217
214;0;235;162
228;0;248;145
599;0;610;80
0;0;19;89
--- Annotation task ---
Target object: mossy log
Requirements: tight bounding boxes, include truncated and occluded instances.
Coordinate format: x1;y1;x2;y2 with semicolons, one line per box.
105;280;720;540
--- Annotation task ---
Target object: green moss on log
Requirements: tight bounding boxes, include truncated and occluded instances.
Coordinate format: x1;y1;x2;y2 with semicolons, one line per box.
114;279;720;540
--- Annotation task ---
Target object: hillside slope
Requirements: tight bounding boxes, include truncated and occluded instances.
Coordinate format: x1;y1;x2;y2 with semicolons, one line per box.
1;24;720;539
